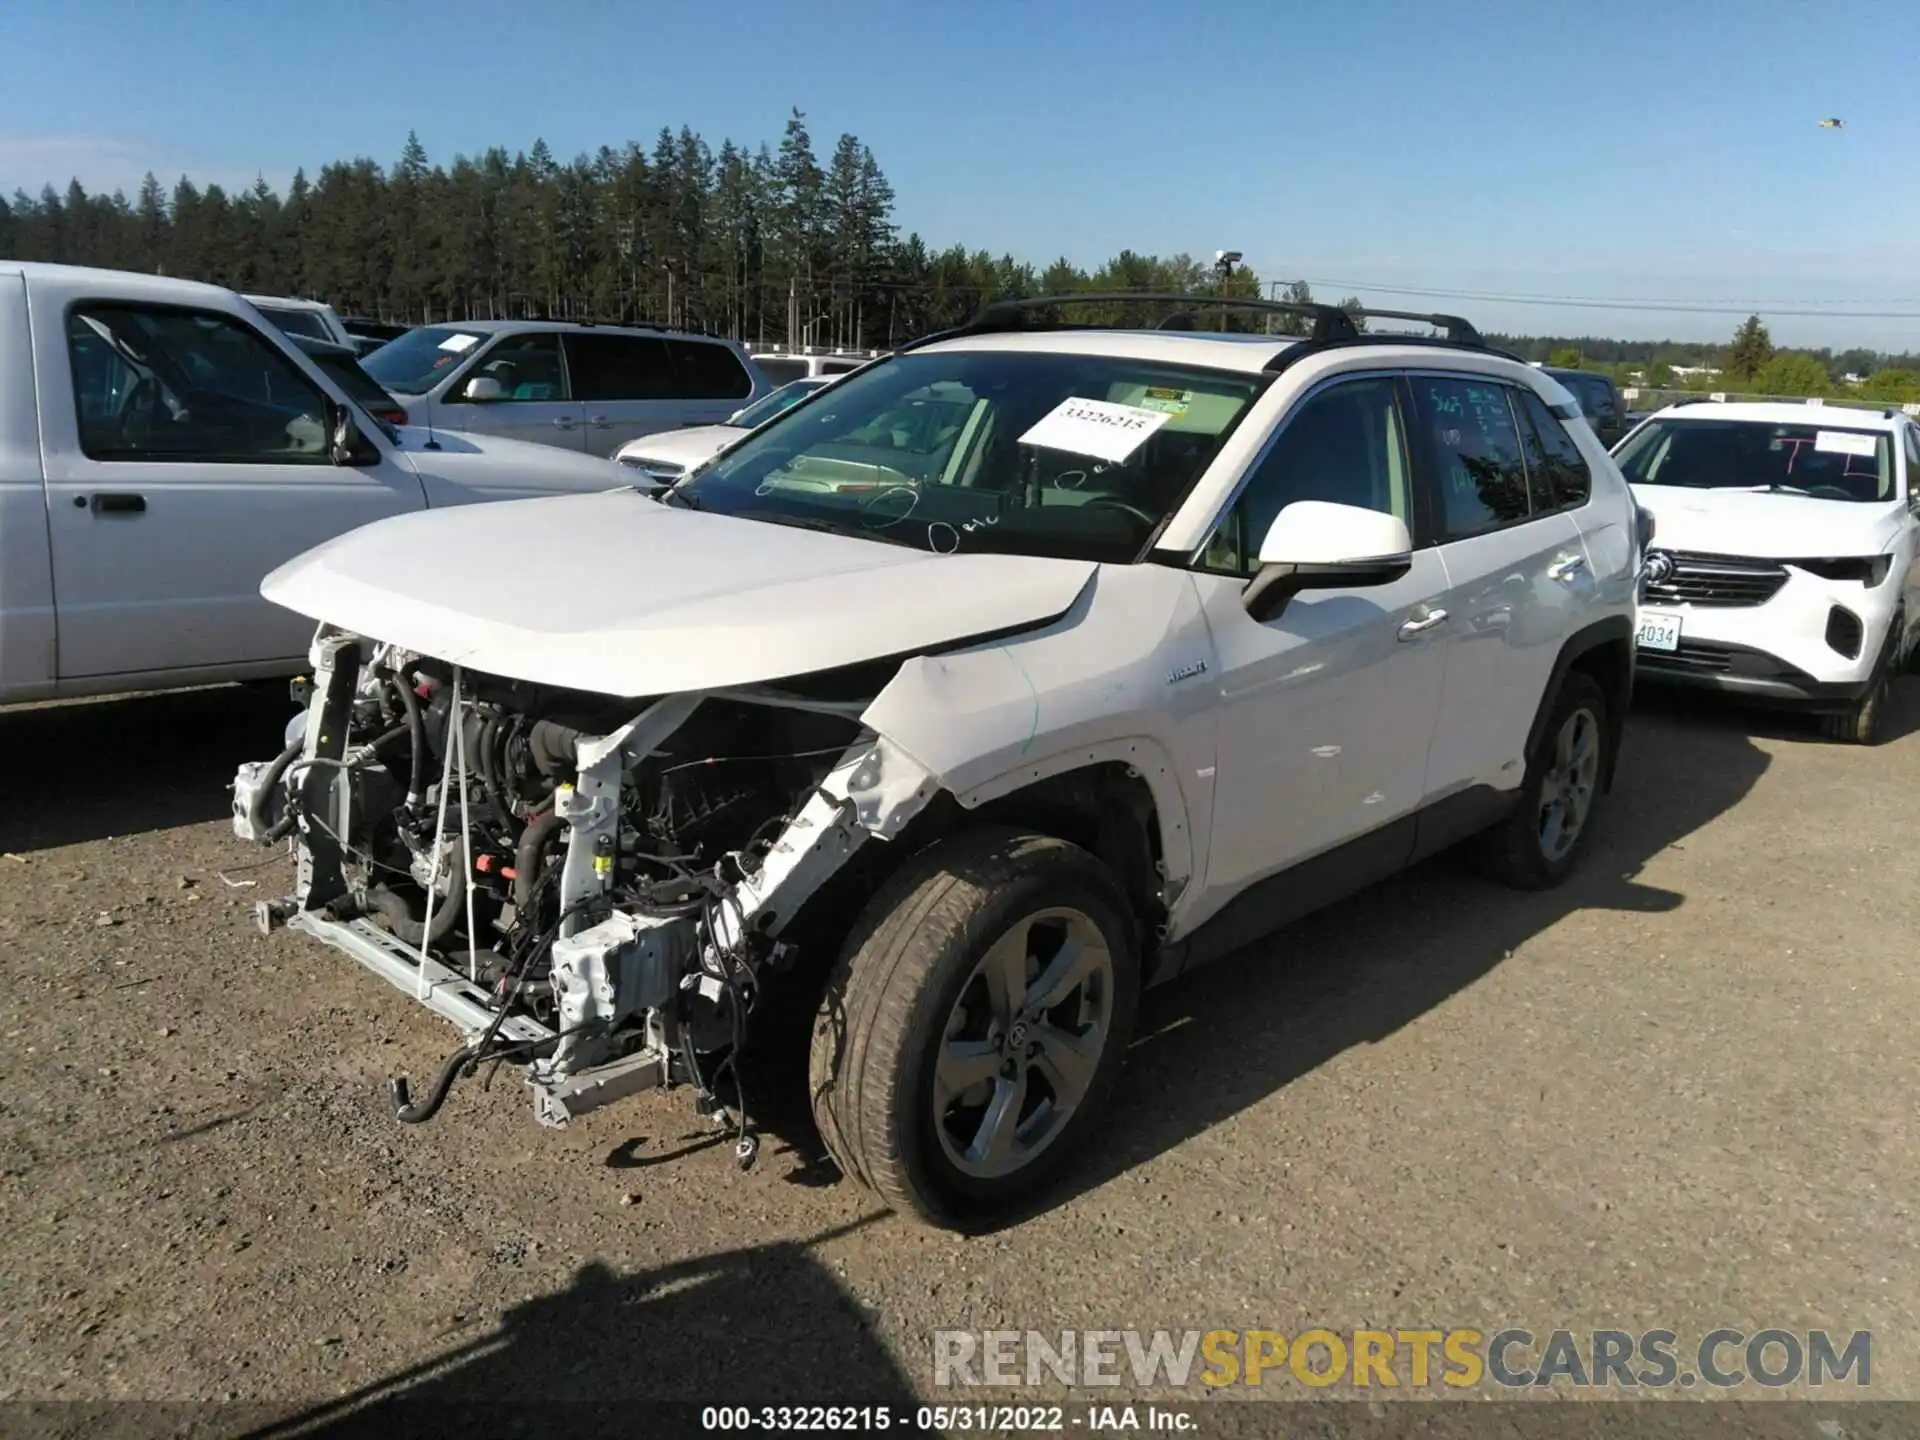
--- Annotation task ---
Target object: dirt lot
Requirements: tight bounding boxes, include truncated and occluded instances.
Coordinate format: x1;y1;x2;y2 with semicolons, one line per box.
2;680;1917;1430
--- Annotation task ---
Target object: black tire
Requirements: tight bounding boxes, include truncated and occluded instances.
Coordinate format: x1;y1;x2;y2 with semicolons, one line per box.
1823;623;1897;745
1475;671;1611;890
808;827;1140;1228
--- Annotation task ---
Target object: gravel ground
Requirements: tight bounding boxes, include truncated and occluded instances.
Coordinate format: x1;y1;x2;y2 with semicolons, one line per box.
1;681;1916;1434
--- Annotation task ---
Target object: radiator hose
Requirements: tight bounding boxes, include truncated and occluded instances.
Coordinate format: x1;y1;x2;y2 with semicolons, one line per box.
391;1042;477;1124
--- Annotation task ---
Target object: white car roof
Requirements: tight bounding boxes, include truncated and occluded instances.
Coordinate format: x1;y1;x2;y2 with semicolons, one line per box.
0;260;242;306
1652;400;1904;431
919;328;1302;374
911;328;1562;394
244;293;335;313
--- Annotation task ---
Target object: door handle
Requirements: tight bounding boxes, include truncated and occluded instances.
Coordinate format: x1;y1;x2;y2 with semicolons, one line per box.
588;415;613;429
551;416;579;430
1398;606;1448;639
87;492;147;516
1547;553;1588;581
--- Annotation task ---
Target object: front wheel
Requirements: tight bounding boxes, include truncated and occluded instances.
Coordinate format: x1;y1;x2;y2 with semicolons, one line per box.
1822;622;1898;745
808;828;1139;1228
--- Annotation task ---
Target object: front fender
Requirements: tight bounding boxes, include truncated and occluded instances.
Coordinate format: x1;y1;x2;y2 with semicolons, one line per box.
859;565;1220;894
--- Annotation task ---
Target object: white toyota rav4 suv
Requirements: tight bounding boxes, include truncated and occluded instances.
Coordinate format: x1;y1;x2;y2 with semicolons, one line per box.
1618;399;1920;743
232;295;1646;1227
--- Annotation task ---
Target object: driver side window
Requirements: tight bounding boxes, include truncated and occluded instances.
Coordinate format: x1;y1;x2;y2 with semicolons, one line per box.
67;303;331;463
1201;375;1412;574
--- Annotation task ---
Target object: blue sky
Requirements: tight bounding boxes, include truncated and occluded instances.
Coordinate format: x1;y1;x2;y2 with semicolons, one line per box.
4;0;1917;349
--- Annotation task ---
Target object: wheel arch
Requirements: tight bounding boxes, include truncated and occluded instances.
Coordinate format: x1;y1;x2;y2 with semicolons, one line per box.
1527;614;1634;790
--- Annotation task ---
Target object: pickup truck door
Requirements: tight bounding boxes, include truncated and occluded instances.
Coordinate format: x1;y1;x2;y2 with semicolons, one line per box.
34;289;427;680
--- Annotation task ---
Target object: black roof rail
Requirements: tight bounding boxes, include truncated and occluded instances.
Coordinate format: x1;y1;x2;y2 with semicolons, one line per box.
895;291;1486;354
1262;332;1528;374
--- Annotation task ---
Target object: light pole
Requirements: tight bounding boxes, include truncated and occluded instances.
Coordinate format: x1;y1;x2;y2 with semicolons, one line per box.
1214;249;1241;331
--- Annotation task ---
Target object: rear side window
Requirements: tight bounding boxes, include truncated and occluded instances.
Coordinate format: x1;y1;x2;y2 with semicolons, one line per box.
754;357;808;386
259;306;331;342
1573;376;1616;417
1518;391;1593;510
666;339;754;399
1411;377;1531;539
566;333;675;401
66;303;332;463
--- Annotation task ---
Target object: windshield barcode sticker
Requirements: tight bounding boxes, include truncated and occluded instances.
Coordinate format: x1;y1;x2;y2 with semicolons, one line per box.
437;333;481;353
1019;396;1171;463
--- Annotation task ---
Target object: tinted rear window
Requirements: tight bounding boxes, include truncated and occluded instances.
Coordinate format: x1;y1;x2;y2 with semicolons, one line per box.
666;339;753;399
566;333;676;401
260;307;331;342
754;357;808;386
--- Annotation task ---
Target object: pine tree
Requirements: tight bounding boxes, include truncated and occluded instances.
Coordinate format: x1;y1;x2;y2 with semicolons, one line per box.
1725;315;1774;382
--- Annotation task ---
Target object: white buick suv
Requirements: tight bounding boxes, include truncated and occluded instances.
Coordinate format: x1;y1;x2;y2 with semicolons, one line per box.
232;295;1645;1227
1618;400;1920;743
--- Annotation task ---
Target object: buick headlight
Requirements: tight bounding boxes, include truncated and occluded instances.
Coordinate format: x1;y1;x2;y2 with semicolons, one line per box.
1789;555;1894;587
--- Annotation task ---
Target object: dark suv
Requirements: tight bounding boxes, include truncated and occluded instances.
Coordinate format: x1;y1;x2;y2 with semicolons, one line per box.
1543;366;1628;448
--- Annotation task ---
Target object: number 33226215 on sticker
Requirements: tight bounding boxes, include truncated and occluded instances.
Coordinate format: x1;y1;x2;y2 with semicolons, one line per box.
1019;396;1171;465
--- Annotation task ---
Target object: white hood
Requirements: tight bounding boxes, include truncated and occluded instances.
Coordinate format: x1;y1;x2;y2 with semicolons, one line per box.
1632;485;1904;559
387;425;631;504
261;489;1096;696
614;425;744;472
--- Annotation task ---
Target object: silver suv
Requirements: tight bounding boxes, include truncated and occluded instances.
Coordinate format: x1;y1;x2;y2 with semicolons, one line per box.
361;319;767;457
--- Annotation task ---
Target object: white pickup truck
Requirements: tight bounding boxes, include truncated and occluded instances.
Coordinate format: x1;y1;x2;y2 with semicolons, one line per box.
0;262;630;706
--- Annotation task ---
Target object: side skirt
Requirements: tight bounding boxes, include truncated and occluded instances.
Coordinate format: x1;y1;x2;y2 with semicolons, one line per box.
1148;785;1518;985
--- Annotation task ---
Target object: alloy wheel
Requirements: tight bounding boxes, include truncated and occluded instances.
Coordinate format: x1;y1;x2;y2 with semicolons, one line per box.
932;907;1115;1180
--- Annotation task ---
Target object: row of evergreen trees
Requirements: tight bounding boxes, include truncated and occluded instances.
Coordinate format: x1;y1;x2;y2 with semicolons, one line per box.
0;110;1308;350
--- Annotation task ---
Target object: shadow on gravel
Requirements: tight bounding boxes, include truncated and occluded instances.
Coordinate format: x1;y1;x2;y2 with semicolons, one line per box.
235;1218;912;1437
1634;670;1920;746
1006;699;1774;1225
0;684;294;853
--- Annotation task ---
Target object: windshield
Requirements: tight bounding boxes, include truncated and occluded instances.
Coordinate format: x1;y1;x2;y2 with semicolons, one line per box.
730;377;828;428
1617;417;1894;502
362;325;490;394
675;350;1267;562
259;306;332;342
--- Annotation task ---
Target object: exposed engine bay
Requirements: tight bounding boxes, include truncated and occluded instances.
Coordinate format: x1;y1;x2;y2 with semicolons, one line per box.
234;629;936;1158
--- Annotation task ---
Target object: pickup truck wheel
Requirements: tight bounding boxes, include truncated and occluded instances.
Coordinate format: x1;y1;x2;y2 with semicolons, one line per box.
1474;671;1610;891
808;828;1139;1228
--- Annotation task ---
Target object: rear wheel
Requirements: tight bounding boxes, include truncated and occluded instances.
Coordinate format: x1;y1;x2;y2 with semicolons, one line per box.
1475;671;1611;890
808;828;1139;1228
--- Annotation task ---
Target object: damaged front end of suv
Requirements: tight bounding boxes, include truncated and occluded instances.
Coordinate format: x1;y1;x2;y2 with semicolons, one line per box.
235;627;939;1158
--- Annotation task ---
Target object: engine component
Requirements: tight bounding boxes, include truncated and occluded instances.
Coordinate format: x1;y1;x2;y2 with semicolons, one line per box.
549;909;695;1049
235;629;941;1143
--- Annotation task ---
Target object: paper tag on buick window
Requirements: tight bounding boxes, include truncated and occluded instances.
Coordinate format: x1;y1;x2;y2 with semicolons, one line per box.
1019;396;1170;464
1814;430;1877;458
1636;610;1682;652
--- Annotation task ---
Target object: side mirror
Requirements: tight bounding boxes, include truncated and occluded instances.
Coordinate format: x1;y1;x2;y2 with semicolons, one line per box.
463;375;506;402
1242;501;1414;622
328;405;381;467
